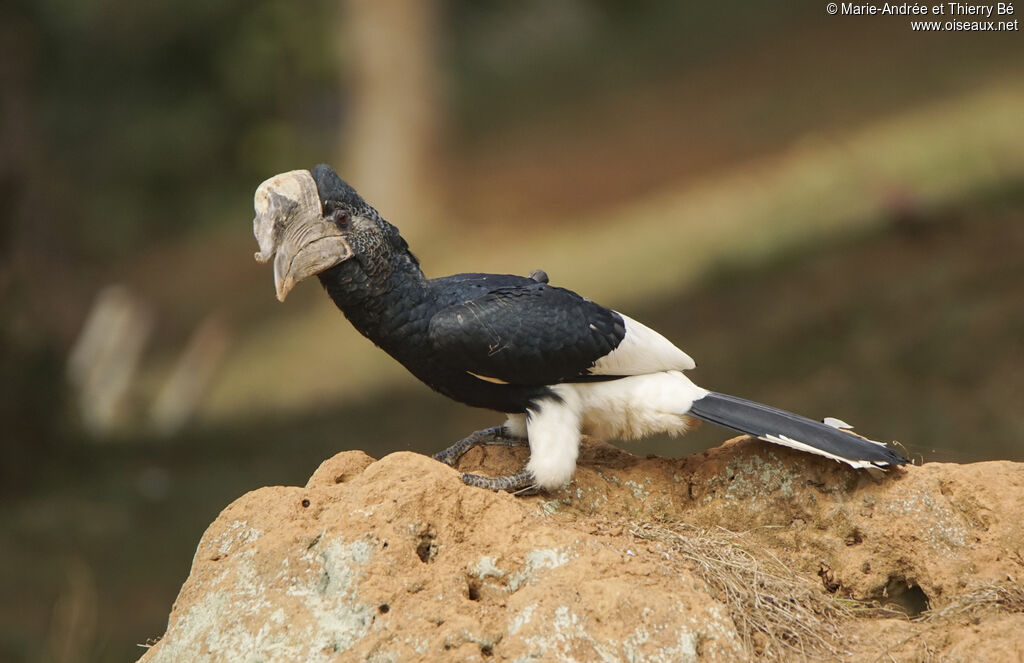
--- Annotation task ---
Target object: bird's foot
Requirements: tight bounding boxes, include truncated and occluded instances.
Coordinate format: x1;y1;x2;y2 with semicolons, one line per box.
461;469;540;495
431;426;528;466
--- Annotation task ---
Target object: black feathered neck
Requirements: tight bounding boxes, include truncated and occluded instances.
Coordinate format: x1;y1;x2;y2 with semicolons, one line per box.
316;220;427;357
310;164;433;362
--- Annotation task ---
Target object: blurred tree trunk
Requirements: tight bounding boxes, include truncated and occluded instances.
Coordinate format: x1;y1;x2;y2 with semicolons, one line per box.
338;0;440;235
0;12;37;286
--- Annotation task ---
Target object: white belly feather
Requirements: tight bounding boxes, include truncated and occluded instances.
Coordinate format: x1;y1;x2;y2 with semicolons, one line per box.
524;371;709;490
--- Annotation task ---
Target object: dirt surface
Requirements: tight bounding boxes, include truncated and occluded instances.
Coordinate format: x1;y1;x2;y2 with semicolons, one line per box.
138;438;1024;662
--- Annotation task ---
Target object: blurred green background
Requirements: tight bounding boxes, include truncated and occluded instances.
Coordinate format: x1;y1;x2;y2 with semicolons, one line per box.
2;1;1023;661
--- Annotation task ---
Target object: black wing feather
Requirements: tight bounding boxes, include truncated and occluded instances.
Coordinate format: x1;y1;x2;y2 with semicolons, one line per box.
428;283;625;385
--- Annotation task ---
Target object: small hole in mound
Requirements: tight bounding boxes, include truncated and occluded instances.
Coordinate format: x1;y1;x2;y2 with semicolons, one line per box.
334;474;346;484
467;578;482;602
845;529;864;546
879;576;930;617
378;603;390;614
480;644;493;657
416;532;436;563
300;498;310;508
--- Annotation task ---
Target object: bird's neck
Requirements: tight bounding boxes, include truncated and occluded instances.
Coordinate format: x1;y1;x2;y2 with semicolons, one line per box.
318;249;432;353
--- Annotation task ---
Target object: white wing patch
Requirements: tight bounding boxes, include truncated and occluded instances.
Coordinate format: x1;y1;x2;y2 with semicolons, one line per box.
589;313;695;376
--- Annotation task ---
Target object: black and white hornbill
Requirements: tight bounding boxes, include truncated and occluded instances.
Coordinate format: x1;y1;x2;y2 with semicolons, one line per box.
253;165;907;493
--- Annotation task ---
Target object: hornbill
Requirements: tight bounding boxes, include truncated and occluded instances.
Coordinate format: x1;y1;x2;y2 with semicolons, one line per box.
253;165;907;493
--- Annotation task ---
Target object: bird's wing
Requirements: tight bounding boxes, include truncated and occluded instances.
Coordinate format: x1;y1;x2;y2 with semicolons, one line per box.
427;283;693;385
428;283;625;385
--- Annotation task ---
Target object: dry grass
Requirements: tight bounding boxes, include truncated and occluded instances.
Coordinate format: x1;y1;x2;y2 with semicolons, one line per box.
632;523;865;660
920;578;1024;623
632;524;1024;661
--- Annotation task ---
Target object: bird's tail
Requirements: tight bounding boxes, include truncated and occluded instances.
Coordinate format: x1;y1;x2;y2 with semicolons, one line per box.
687;392;907;468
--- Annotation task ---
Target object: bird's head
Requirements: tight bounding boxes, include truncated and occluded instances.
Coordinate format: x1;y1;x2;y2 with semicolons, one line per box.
253;164;397;301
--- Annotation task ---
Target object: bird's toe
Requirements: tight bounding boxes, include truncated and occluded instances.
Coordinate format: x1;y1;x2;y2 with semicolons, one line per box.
460;470;539;495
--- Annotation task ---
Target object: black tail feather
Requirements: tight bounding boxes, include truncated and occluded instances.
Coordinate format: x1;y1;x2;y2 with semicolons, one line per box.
688;392;907;467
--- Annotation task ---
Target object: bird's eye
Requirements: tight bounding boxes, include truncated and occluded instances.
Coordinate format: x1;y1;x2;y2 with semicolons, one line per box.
331;209;350;227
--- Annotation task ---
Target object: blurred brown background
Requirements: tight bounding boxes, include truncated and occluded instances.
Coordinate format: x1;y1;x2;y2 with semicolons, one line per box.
2;1;1022;661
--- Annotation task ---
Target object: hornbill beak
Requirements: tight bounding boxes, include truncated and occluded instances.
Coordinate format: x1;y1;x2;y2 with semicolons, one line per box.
253;169;353;302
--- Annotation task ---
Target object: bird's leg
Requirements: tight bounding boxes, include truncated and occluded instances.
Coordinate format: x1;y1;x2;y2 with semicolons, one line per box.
433;426;539;495
431;425;528;466
461;469;539;495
